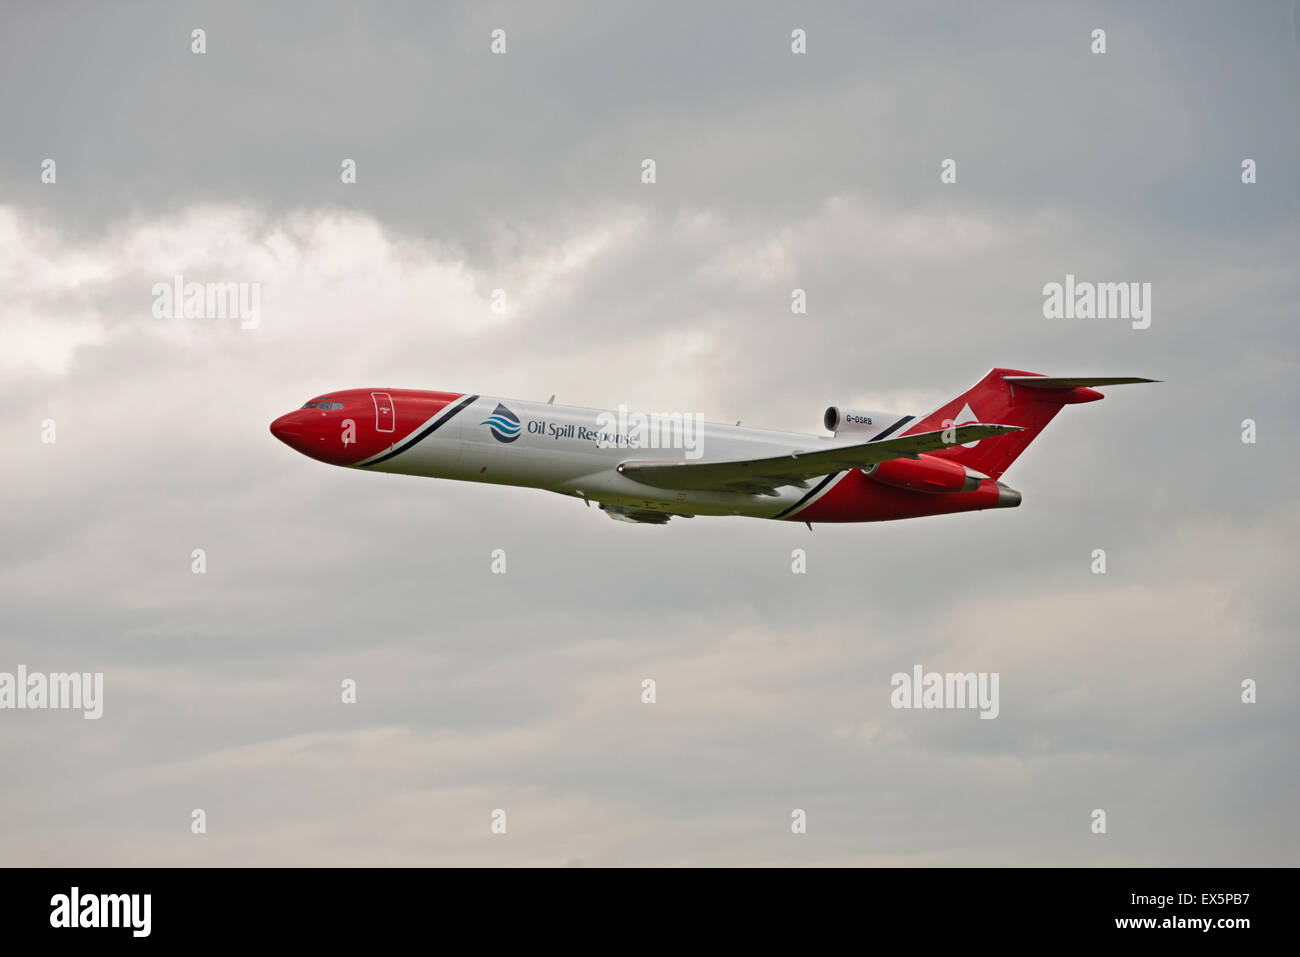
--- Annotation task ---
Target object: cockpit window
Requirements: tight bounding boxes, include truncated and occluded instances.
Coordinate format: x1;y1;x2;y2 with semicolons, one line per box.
302;401;319;408
303;399;343;410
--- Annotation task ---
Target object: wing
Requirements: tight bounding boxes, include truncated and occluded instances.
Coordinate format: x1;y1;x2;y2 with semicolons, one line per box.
617;423;1022;495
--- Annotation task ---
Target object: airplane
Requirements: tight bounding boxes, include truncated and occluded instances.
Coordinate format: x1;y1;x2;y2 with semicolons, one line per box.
269;368;1155;525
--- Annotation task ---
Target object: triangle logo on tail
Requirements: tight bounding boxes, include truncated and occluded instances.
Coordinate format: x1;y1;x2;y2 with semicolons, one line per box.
954;402;980;448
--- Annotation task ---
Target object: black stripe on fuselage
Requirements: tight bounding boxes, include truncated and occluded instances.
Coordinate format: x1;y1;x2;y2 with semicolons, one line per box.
869;415;914;442
770;415;913;519
359;394;479;468
773;470;842;520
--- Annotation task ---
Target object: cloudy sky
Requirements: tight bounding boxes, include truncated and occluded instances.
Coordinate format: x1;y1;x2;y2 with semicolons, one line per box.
1;1;1297;866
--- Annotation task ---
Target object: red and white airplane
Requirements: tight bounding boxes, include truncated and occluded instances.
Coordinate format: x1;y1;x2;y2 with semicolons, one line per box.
269;368;1154;525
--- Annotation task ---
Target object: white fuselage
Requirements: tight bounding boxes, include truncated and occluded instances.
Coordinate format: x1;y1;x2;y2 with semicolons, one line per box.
373;396;899;518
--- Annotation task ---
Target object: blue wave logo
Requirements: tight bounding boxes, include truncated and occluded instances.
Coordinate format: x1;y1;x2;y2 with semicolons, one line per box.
481;403;522;443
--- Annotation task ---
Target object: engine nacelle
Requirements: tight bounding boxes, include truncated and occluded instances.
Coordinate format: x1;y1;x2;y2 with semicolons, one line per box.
864;455;984;493
823;407;896;434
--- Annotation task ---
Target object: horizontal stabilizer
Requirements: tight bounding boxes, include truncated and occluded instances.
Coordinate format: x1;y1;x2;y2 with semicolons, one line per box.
1002;376;1160;389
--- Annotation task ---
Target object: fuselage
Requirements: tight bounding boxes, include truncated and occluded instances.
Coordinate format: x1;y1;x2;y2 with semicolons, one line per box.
269;388;1019;523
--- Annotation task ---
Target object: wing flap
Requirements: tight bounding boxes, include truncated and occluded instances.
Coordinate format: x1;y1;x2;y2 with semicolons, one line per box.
600;503;689;524
617;423;1021;493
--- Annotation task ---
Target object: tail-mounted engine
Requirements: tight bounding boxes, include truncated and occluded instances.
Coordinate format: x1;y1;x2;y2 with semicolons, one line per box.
864;456;986;493
823;407;896;435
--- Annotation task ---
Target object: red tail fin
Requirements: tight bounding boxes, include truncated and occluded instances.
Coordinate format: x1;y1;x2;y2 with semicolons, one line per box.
907;368;1106;480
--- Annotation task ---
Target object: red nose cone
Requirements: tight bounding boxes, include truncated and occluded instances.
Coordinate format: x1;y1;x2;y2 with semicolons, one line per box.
270;413;302;447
